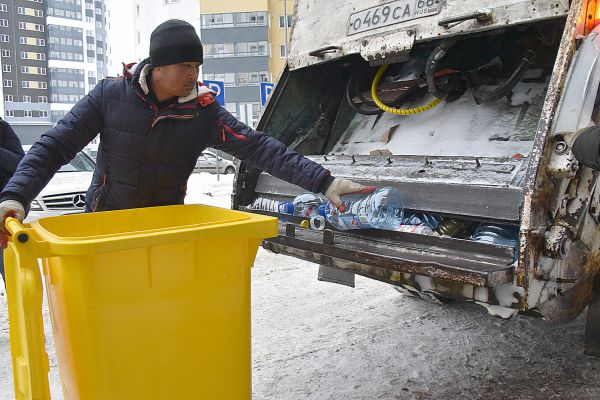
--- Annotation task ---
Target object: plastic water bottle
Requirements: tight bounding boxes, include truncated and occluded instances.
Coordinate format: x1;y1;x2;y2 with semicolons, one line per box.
470;224;518;247
397;224;434;235
279;193;324;218
251;197;280;212
417;213;443;230
318;187;404;231
403;212;443;230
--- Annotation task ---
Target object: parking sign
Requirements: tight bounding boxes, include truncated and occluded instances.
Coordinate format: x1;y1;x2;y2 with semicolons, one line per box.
260;82;275;106
203;80;225;106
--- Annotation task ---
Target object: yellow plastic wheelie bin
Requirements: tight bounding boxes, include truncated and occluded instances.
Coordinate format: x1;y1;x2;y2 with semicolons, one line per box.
4;204;277;400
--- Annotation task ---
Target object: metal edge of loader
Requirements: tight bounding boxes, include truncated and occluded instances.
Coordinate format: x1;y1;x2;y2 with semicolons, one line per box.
265;223;515;288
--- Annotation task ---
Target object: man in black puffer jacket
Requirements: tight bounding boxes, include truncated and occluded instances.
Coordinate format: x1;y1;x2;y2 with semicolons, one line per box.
0;118;24;282
0;20;363;244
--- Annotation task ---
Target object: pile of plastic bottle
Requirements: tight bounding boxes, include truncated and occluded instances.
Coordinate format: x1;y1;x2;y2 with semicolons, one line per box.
250;187;519;249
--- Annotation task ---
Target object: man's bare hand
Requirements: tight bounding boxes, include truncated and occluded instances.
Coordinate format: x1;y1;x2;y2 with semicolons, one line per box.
0;200;25;249
325;178;375;207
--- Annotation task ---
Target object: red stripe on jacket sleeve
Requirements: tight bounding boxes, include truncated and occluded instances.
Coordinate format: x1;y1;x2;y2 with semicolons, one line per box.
217;120;250;141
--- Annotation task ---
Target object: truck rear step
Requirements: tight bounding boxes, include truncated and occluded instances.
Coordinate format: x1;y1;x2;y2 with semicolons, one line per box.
261;222;515;287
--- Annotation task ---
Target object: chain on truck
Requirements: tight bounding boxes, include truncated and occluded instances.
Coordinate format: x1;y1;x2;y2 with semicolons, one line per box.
233;0;600;354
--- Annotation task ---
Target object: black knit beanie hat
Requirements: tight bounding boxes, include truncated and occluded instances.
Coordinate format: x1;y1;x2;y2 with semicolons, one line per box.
149;19;203;67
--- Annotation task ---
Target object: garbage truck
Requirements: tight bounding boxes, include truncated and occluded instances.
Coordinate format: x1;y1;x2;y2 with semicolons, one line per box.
233;0;600;354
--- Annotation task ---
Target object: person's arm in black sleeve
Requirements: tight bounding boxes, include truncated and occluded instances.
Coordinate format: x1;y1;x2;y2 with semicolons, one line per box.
0;81;105;207
572;126;600;170
0;119;25;180
208;104;335;194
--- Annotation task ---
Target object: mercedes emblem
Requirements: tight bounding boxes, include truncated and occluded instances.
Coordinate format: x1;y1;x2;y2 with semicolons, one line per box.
72;194;86;208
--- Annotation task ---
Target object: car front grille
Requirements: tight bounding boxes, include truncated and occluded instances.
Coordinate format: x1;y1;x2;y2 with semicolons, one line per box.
41;192;87;210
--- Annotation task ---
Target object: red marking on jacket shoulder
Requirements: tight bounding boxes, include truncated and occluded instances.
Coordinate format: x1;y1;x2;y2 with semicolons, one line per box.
198;93;215;107
197;81;216;107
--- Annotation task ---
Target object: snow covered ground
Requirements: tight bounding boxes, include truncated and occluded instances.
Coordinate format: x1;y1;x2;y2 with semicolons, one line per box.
1;173;600;399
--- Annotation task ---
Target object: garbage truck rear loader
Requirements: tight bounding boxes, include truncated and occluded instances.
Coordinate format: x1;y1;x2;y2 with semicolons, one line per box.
233;0;600;354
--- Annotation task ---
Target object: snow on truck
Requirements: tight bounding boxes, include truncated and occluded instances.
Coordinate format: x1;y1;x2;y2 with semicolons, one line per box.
234;0;600;354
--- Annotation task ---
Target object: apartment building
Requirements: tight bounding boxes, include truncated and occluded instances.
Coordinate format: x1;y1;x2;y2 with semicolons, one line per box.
46;0;109;126
0;0;109;143
200;0;294;127
0;0;52;142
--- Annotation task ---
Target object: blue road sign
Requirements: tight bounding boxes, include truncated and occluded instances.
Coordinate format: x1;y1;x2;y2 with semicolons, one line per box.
260;82;275;106
204;80;225;106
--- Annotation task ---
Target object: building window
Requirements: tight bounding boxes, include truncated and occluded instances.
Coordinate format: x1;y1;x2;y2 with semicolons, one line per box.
38;67;46;75
201;11;267;28
3;79;12;87
21;66;28;73
2;64;10;72
5;110;14;117
0;18;8;27
280;45;287;58
39;110;48;118
40;82;47;89
0;4;7;12
24;110;33;117
0;34;8;42
35;9;43;17
4;94;13;102
1;49;9;57
279;15;293;28
22;81;30;88
38;96;48;103
17;7;23;14
23;95;31;102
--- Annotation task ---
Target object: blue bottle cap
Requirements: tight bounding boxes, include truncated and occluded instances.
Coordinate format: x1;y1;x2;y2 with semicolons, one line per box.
318;204;327;217
281;202;295;215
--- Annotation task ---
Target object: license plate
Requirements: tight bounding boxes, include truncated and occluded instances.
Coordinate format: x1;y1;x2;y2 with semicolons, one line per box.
348;0;443;35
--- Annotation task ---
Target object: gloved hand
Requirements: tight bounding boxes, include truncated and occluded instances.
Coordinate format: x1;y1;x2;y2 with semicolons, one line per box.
569;126;600;170
0;200;25;249
562;125;594;147
325;178;374;207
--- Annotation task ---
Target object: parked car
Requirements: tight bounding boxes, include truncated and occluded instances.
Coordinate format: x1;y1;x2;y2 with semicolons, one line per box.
194;150;236;174
23;146;95;222
83;143;99;161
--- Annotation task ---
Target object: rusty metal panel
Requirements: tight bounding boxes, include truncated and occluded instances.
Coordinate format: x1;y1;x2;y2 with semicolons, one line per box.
519;0;585;311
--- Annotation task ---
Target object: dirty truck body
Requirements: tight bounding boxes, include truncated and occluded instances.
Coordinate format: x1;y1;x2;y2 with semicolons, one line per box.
233;0;600;351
